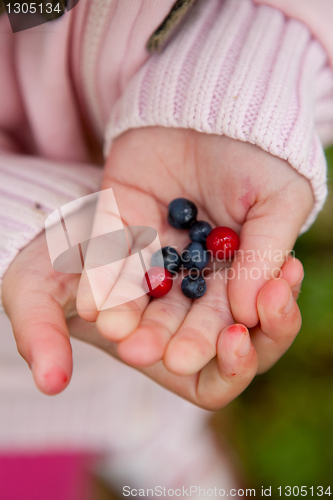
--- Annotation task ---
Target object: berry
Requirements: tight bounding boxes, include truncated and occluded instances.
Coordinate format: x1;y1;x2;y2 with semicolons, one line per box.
181;242;209;271
143;267;173;298
168;198;198;229
189;220;212;245
206;226;240;259
151;246;181;275
181;274;207;299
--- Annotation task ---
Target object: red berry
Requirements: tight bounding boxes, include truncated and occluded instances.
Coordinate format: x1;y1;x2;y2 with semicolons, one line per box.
206;226;240;259
143;266;173;298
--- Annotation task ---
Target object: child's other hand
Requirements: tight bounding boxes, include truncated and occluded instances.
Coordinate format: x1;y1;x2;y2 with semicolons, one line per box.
2;231;79;395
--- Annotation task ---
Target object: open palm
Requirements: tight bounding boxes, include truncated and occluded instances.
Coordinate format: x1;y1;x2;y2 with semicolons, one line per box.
2;127;310;408
74;127;309;409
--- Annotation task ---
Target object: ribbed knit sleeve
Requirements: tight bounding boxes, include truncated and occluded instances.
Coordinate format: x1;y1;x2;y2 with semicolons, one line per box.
104;0;333;232
0;154;102;306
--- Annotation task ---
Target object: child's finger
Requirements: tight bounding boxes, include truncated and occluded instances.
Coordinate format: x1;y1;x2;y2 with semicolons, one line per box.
74;319;259;411
250;257;303;374
228;182;312;328
1;232;76;395
116;277;191;366
164;270;234;376
76;269;101;322
96;240;167;341
277;256;304;300
77;253;126;321
96;297;148;342
76;188;128;321
194;324;258;410
3;288;72;395
252;277;302;374
134;324;258;411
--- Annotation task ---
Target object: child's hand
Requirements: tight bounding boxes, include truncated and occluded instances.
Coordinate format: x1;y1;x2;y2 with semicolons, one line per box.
1;125;309;407
2;231;79;395
72;125;309;406
77;126;312;331
75;256;303;410
2;227;303;409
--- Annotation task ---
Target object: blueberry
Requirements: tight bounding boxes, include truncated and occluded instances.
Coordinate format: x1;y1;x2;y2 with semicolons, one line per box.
168;198;198;229
151;246;181;275
181;274;207;299
189;220;212;245
181;242;209;271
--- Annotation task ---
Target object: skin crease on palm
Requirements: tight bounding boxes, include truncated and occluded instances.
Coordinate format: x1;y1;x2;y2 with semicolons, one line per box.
2;128;313;410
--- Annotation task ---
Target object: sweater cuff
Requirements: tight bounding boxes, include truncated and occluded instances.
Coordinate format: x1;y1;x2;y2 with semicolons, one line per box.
0;154;102;307
104;0;333;233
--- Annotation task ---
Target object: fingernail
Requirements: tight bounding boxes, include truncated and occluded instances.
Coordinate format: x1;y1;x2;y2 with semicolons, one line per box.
283;292;294;314
236;331;251;357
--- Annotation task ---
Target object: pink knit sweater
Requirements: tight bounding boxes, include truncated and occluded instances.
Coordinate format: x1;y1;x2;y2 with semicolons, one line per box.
0;0;333;303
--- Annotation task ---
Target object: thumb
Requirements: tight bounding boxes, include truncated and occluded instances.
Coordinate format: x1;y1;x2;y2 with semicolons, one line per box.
4;291;73;395
2;234;75;395
228;185;313;328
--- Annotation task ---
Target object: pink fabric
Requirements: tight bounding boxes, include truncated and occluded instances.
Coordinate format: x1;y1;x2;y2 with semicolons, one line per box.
0;0;333;297
254;0;333;66
0;313;240;496
104;0;333;232
0;452;95;500
0;155;102;306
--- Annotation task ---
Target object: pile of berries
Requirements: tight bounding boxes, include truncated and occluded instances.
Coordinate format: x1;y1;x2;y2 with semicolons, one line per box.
142;198;240;300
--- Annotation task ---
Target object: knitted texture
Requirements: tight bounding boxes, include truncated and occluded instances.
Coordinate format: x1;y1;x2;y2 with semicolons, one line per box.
253;0;333;66
104;0;333;233
0;156;102;307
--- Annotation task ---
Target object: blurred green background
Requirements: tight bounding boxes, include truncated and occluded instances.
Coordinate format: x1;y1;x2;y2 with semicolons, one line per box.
214;147;333;494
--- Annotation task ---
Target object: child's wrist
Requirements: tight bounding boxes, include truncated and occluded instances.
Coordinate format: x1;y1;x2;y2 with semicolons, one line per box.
104;0;333;232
